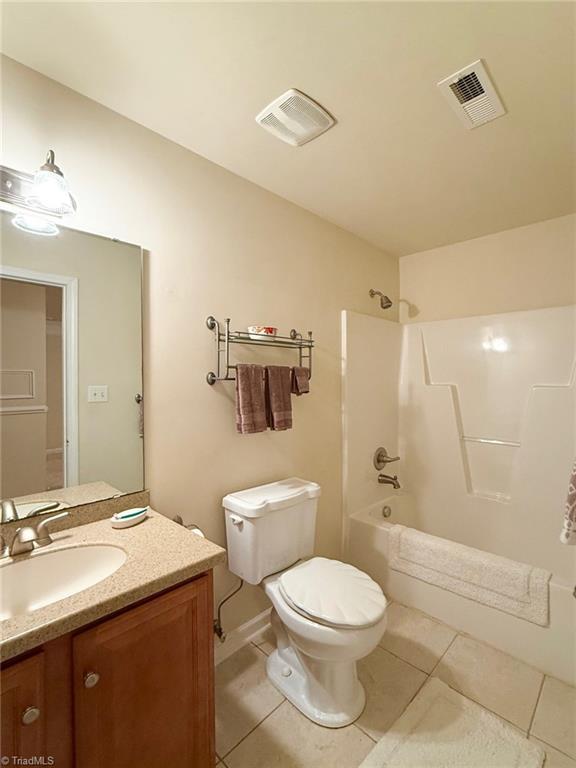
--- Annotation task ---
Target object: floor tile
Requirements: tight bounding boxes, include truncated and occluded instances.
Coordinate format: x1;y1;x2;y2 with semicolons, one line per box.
356;646;427;741
251;625;276;656
434;634;543;730
379;603;457;673
215;644;284;756
225;700;374;768
530;737;576;768
531;676;576;759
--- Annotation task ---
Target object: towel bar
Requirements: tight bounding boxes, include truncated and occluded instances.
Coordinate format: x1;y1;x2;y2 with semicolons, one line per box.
205;316;313;385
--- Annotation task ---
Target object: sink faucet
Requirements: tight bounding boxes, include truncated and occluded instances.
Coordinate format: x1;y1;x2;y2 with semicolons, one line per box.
1;498;18;523
378;473;401;490
9;511;69;557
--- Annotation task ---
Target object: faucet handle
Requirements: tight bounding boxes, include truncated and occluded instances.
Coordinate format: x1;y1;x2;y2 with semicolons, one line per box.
1;499;18;523
373;447;400;471
35;511;69;546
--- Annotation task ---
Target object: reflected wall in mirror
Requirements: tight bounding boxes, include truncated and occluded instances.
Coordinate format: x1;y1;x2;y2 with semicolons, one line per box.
0;211;143;518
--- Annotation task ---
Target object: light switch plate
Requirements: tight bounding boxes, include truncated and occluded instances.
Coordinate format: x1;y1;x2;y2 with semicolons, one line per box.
88;385;108;402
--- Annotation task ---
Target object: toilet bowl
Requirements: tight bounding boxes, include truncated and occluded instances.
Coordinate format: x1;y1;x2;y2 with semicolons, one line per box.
262;557;388;728
222;478;388;728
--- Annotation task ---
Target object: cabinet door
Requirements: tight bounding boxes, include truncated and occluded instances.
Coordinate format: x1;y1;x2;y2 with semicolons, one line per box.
1;652;46;761
73;574;214;768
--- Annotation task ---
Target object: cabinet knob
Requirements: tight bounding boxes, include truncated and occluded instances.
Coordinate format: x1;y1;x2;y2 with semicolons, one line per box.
84;671;100;689
21;706;40;725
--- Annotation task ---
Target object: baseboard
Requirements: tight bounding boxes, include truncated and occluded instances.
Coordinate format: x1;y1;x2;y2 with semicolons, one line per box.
214;608;272;666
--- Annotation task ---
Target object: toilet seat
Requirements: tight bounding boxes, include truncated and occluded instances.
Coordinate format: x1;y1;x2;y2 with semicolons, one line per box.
278;557;387;629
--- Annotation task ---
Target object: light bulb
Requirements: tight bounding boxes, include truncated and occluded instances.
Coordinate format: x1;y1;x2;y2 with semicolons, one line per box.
28;169;74;214
25;150;76;215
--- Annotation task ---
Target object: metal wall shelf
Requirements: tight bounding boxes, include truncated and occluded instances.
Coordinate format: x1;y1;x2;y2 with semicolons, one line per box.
205;316;313;385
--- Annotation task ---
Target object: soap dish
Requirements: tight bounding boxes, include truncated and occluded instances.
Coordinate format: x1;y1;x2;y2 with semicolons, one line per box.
111;507;148;529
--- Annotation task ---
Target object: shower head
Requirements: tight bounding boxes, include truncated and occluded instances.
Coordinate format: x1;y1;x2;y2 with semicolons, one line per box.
369;289;393;310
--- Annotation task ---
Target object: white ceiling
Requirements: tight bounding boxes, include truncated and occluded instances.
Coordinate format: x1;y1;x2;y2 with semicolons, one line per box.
2;2;574;256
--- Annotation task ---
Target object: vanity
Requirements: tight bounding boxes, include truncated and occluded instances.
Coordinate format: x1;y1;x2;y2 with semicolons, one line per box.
1;509;225;768
0;212;226;766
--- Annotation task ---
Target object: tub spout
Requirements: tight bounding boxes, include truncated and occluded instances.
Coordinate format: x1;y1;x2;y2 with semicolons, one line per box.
378;473;401;490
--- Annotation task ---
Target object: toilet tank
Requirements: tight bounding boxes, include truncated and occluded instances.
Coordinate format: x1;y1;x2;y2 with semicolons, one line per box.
223;478;321;585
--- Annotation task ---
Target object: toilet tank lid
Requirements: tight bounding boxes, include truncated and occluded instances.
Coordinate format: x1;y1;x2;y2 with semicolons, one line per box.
222;477;321;518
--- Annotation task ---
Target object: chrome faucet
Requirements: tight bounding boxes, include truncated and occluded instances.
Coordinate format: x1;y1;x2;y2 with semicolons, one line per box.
374;446;401;489
9;511;69;557
1;498;18;523
378;473;401;490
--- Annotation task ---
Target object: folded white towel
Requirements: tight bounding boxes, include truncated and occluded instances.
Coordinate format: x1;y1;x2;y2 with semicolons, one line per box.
389;525;551;626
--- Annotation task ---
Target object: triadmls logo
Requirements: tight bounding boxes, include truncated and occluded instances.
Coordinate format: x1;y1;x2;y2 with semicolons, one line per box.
1;758;55;766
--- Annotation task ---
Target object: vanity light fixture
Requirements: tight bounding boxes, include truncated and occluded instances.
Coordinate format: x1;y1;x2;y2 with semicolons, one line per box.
1;150;74;236
1;150;76;218
26;150;76;215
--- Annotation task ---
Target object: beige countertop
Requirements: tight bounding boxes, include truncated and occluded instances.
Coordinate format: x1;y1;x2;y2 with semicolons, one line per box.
0;510;226;663
13;481;123;508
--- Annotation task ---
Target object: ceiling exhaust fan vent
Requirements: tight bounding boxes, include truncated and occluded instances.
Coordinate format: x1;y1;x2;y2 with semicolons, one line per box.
437;60;506;129
256;89;336;146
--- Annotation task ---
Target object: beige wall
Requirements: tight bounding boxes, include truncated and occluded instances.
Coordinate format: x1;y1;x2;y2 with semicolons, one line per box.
399;214;576;323
1;56;399;628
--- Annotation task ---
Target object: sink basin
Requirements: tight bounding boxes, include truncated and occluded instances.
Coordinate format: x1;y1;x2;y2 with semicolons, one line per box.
0;544;127;620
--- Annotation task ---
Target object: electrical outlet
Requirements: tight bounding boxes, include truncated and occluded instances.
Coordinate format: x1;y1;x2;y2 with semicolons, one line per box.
88;385;108;403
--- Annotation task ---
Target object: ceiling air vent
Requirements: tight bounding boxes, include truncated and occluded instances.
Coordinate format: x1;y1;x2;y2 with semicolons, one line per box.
437;60;506;129
256;89;336;146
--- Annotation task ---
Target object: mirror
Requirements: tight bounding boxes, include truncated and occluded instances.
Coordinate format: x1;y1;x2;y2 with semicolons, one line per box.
0;210;143;519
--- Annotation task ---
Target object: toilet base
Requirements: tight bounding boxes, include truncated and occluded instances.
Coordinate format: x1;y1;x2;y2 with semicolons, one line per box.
266;647;366;728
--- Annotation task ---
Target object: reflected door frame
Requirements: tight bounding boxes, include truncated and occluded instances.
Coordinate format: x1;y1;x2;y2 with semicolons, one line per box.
0;264;79;487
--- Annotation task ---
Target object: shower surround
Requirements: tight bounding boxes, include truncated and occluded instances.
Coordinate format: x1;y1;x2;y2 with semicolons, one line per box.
342;306;576;684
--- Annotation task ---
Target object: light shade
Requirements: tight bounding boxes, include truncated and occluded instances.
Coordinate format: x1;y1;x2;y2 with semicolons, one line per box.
12;213;59;237
26;150;76;215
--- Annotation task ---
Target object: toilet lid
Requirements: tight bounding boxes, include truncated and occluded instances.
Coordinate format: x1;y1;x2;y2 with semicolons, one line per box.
278;557;387;629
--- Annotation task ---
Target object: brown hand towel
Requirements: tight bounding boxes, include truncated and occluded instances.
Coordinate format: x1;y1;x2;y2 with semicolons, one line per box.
291;366;310;396
235;364;267;434
265;366;293;431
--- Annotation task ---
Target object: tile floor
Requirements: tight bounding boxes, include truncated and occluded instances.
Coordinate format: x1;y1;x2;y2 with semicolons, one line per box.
215;602;576;767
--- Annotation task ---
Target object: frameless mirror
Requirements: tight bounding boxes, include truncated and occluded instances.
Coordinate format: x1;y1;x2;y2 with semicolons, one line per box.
0;210;143;519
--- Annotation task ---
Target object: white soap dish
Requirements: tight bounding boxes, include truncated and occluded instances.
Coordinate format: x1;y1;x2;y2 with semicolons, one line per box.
111;507;148;529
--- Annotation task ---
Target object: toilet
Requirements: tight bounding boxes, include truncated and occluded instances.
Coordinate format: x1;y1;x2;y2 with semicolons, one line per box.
223;478;388;728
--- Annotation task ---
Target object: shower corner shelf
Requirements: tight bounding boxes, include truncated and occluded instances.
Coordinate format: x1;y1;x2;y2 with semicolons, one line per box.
205;315;314;385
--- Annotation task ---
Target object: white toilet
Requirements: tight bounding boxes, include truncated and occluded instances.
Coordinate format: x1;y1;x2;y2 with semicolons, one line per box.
223;477;388;728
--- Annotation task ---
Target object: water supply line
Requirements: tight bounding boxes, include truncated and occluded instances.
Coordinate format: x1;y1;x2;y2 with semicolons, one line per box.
171;513;245;641
214;579;244;642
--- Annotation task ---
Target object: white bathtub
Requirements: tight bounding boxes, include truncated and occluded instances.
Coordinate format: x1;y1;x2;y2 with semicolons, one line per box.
347;497;576;685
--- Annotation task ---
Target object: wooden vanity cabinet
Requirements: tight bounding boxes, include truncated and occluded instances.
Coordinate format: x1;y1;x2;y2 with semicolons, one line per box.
0;572;215;768
1;652;47;759
1;636;72;765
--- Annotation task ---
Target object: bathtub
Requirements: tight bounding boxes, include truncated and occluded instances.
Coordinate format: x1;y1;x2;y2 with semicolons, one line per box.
347;496;576;685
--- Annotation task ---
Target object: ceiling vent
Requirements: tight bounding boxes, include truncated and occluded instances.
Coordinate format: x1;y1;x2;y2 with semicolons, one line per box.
437;60;506;129
256;89;336;146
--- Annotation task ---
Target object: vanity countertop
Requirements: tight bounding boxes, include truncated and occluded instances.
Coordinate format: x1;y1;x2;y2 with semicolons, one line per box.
12;480;123;508
0;510;226;663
